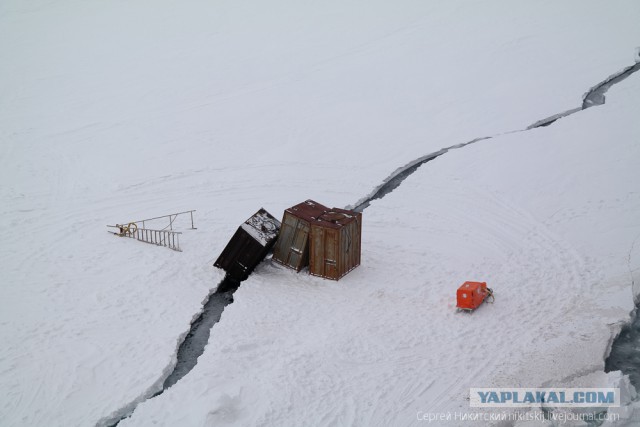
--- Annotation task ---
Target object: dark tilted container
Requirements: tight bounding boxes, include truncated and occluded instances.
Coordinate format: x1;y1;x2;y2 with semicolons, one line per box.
214;208;281;281
272;200;329;271
310;208;362;280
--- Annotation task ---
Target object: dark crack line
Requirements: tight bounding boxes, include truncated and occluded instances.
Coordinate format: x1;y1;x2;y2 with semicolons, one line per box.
605;305;640;390
158;284;237;391
350;61;640;212
351;59;640;418
605;233;640;392
99;276;238;427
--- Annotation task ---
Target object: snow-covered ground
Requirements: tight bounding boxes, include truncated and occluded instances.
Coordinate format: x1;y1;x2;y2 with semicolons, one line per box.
118;67;640;427
1;1;640;426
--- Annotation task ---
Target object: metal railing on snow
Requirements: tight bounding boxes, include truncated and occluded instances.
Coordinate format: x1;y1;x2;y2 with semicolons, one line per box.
131;227;182;251
107;210;195;252
107;224;183;251
126;210;196;231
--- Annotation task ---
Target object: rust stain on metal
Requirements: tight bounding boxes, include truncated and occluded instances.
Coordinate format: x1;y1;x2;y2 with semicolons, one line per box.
285;200;330;223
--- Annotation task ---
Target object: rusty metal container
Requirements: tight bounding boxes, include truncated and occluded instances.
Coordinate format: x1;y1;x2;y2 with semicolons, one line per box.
214;208;281;281
272;200;329;271
310;208;362;280
273;200;362;280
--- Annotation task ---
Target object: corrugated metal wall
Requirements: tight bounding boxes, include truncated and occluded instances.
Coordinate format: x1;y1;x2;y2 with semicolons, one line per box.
310;226;338;279
309;210;361;280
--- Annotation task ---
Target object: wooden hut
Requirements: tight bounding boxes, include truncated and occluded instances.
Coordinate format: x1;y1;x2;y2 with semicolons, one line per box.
214;208;280;281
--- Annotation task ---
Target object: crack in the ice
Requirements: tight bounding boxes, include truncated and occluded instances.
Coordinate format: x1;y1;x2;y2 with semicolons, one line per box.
350;60;640;423
582;62;640;109
350;61;640;212
605;302;640;390
99;59;640;427
98;277;238;427
605;233;640;395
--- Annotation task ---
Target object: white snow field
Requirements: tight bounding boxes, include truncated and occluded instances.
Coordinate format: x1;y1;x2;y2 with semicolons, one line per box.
120;68;640;427
1;0;640;426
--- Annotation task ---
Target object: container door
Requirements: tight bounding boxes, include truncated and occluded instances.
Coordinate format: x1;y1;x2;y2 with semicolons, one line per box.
287;219;310;270
273;215;294;265
324;230;338;279
310;226;324;277
273;214;310;270
310;226;338;279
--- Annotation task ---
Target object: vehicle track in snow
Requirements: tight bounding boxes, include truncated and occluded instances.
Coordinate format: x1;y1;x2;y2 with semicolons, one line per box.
99;59;640;427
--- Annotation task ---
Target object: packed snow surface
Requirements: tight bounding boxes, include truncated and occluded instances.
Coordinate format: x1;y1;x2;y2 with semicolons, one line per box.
1;0;639;426
122;69;640;427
